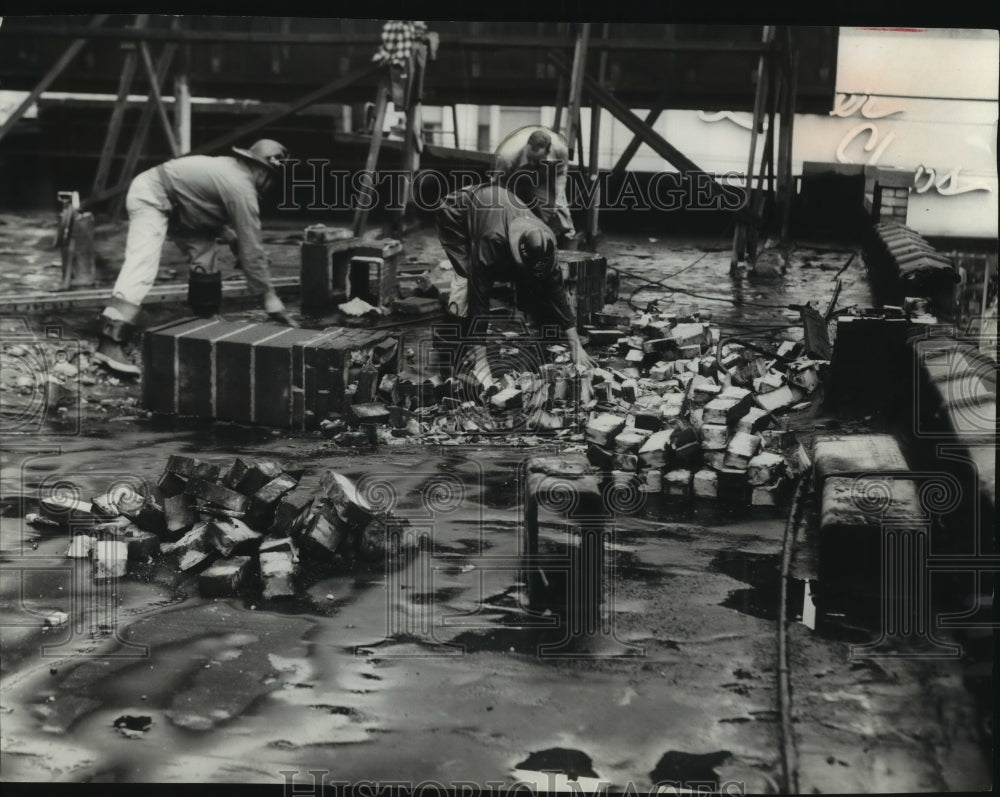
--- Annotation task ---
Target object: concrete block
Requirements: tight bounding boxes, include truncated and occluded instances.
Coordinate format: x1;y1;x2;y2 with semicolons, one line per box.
663;469;693;500
753;384;806;412
724;432;763;470
638;430;673;469
39;495;96;526
813;434;909;486
156;472;187;499
185;479;249;514
301;511;348;559
612;452;638;472
704;451;726;470
693;469;718;498
122;526;160;561
670;322;709;348
269;488;315;536
199;556;252;597
259;536;296;555
91;485;147;520
615;428;651;454
669;425;703;468
660;393;686;423
625;348;645;363
752;479;790;506
248;474;298;528
649;361;674;381
348;402;391;426
161;522;214;571
92;541;129;580
259;551;297;599
491;388;523;410
688;408;704;431
703;397;748;426
67;535;94;558
586;444;615;470
700;423;730;451
165;455;220;481
586;328;624;346
641;469;663;493
788;361;821;393
164;493;197;535
585;412;627;447
233;460;285;496
753;370;786;394
318;471;374;527
688;374;721;407
208;517;262;557
736;407;773;435
747;452;787;486
633;411;663;432
716;468;749;504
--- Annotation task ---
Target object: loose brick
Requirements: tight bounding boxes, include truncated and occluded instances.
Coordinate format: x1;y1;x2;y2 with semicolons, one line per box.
641;469;663;493
161;522;215;571
753;371;786;394
39;495;96;526
812;434;908;486
208;517;263;557
164;493;197;535
220;458;253;490
301;511;348;558
156;472;188;499
753;384;805;412
348;402;391;425
615;428;651;454
669;425;703;468
693;469;718;498
122;526;160;561
67;534;94;558
736;407;773;435
199;556;252;597
585;413;627;447
700;423;729;451
92;541;129;580
724;432;763;470
663;469;693;500
165;455;220;481
233;460;285;496
491;388;523;410
247;474;299;528
638;430;673;469
716;468;750;503
269;487;315;537
747;452;787;486
186;479;249;514
752;479;789;506
259;551;297;599
613;453;639;472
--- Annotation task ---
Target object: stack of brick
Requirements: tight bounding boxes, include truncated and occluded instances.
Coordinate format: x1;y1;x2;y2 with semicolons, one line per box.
52;455;409;600
864;220;960;308
142;320;400;431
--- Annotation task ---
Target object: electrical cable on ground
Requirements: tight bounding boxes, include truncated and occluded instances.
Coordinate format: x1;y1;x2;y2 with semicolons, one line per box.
778;473;811;794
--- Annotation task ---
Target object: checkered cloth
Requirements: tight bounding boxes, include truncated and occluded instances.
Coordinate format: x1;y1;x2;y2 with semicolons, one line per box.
372;20;428;68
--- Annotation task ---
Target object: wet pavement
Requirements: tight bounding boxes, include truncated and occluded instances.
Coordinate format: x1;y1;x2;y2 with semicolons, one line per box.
0;214;992;790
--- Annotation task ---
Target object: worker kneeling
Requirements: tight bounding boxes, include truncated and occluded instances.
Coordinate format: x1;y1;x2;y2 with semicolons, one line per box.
94;138;297;377
435;183;594;393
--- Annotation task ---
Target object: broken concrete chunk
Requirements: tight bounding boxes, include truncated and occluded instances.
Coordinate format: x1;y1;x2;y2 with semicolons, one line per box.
199;556;252;597
164;493;197;535
724;432;763;470
747;452;787;486
185;479;249;514
687;374;721;408
702;397;747;426
670;322;709;349
491;387;523;410
585;412;627;448
716;468;750;503
91;485;147;519
615;428;651;454
319;471;374;527
753;370;786;394
688;407;704;431
613;453;639;472
67;535;95;558
703;451;726;470
92;541;129;580
39;495;96;525
161;522;214;571
156;471;188;499
220;458;252;490
693;469;718;499
208;517;262;557
812;434;908;486
586;444;615;470
165;455;220;482
260;537;296;555
669;425;703;469
649;361;674;381
259;551;297;599
641;469;663;493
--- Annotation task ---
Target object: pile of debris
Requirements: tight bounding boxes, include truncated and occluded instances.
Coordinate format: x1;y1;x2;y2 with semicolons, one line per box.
342;306;820;506
31;455;408;599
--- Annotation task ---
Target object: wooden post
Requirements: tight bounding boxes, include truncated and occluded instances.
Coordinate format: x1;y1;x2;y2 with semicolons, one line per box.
0;14;110;142
352;79;389;238
174;45;192;154
92;15;148;194
84;63;379;211
586;23;609;247
779;35;799;246
565;22;591;161
746;44;775;261
451;104;460;149
138;41;180;157
110;40;178;218
395;43;428;237
730;25;773;271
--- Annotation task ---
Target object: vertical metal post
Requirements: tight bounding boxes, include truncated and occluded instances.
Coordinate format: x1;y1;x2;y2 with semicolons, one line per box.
565;22;591;161
174;44;192;154
138;41;180;157
586;23;609;247
352;80;389;238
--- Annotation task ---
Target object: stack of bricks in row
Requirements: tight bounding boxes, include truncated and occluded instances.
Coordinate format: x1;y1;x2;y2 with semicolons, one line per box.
865;220;960;307
812;433;922;618
142;318;400;430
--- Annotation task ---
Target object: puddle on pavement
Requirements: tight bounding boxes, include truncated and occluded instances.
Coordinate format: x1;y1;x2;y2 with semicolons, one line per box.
648;749;733;786
710;549;809;623
515;747;599;780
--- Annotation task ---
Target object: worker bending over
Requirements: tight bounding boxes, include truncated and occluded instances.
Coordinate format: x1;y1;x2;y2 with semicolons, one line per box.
94;138;297;377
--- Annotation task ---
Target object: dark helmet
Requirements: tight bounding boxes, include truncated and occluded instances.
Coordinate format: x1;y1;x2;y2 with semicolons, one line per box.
509;216;556;265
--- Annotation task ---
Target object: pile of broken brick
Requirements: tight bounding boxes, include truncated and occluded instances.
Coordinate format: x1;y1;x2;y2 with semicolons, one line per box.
30;455;408;602
350;307;819;506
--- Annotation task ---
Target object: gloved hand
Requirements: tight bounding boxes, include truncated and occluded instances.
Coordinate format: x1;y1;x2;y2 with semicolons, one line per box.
268;311;299;328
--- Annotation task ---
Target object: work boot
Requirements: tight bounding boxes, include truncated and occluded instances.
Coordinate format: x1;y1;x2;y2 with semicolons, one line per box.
93;317;141;377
